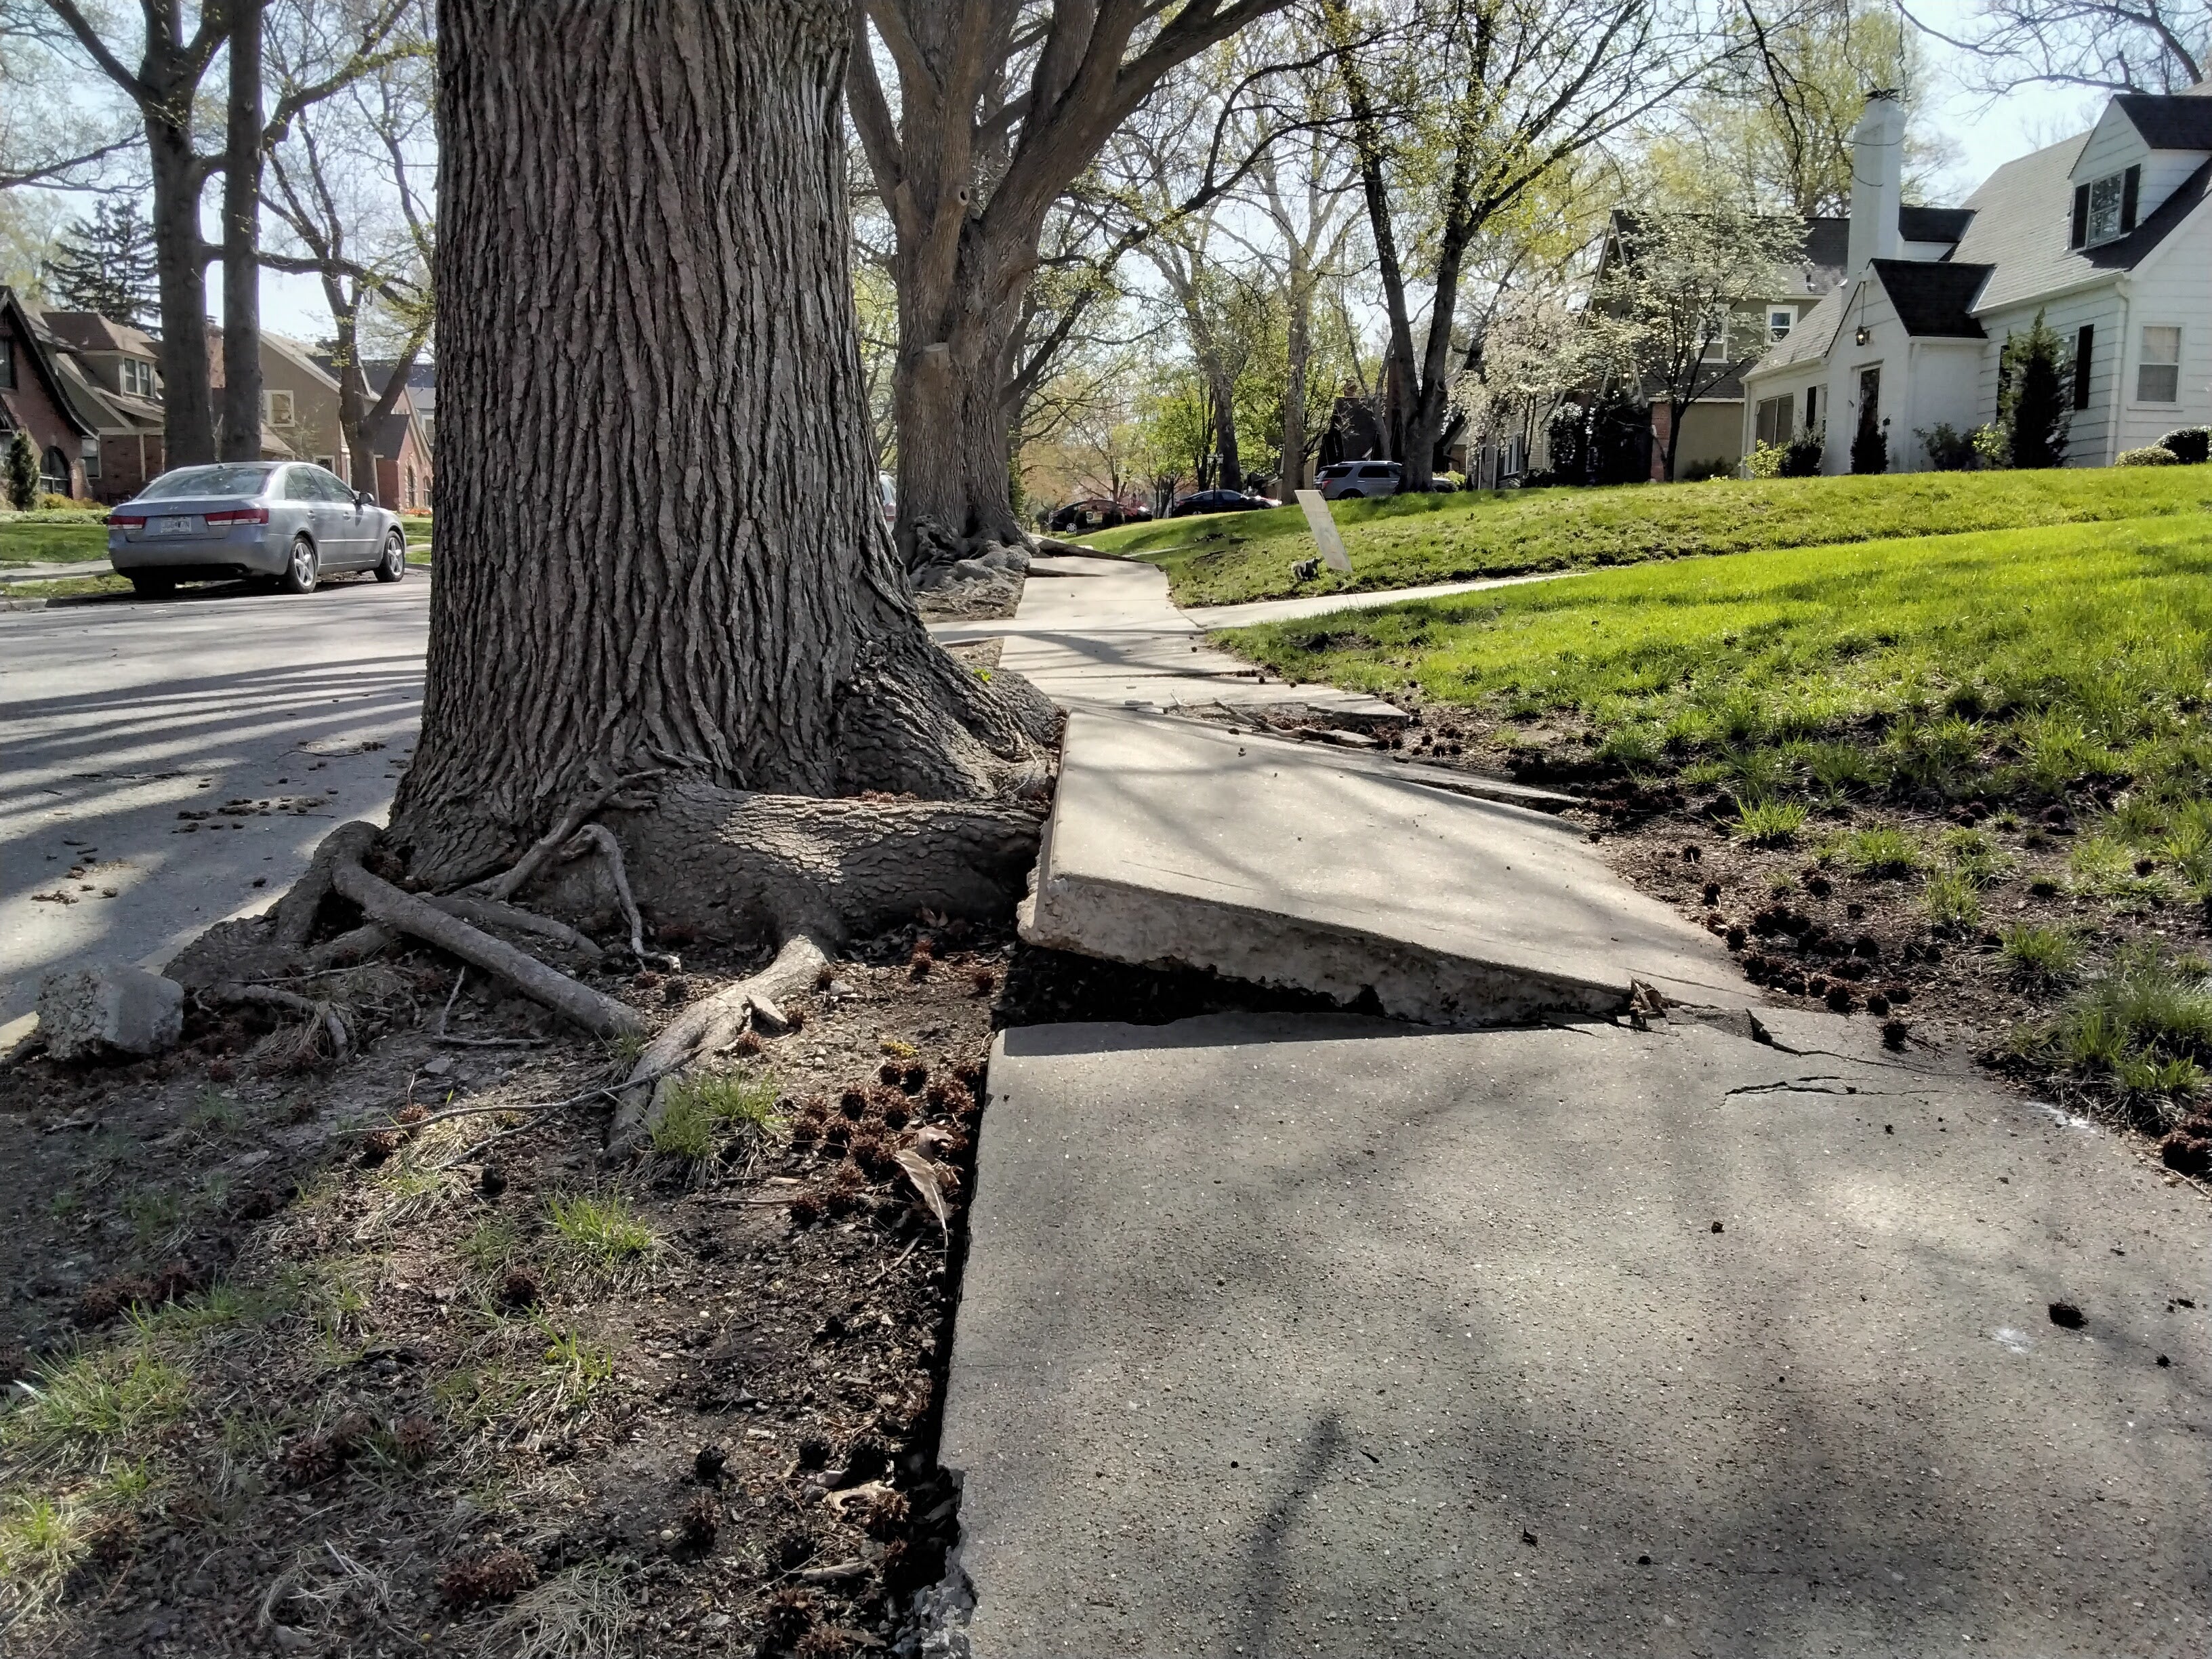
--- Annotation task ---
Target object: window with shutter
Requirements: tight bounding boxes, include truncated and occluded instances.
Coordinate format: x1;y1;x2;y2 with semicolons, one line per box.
2121;165;2140;232
2074;325;2093;410
2071;182;2090;248
2138;326;2182;404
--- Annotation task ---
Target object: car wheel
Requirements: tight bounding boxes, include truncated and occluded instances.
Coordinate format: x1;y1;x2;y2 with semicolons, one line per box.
129;575;176;599
373;529;406;583
280;535;319;594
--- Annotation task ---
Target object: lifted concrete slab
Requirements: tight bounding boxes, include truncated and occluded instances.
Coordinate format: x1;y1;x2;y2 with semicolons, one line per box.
942;1011;2212;1659
1020;710;1742;1022
1184;567;1572;630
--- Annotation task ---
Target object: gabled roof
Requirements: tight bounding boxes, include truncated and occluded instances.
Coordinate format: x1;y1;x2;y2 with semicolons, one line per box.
2114;93;2212;152
1950;134;2212;310
1750;285;1847;373
260;331;342;393
0;287;98;436
39;311;159;358
1869;260;1991;337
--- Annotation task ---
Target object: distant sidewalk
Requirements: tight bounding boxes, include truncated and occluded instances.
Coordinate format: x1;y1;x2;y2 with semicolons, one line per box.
0;558;115;583
1183;567;1572;630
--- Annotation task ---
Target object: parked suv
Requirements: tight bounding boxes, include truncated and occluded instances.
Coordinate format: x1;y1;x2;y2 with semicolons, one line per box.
1317;460;1404;500
106;462;407;597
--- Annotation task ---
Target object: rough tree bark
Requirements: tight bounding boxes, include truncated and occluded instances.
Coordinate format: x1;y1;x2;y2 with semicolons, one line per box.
846;0;1290;571
386;0;1052;907
219;0;266;464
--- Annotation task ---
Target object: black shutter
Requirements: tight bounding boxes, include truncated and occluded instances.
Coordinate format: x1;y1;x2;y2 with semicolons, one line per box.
2071;182;2091;248
2121;165;2141;232
2074;324;2094;410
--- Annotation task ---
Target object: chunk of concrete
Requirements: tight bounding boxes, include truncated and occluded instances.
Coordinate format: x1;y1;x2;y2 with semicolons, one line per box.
37;965;184;1061
1019;710;1743;1022
942;1012;2212;1658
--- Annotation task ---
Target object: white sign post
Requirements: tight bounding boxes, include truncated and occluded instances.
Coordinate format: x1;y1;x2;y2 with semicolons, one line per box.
1294;489;1353;573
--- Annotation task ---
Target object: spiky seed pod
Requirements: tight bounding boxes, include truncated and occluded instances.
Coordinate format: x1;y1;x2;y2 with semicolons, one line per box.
359;1130;402;1166
763;1586;815;1645
394;1414;436;1467
788;1192;824;1227
789;1116;821;1149
910;935;935;963
796;1435;832;1470
839;1089;869;1120
876;1062;901;1087
901;1063;928;1093
679;1492;720;1549
439;1547;537;1607
970;968;996;996
796;1625;851;1658
328;1410;376;1456
800;1094;832;1124
847;1133;889;1179
279;1433;341;1488
863;1488;912;1540
878;1099;909;1131
499;1267;541;1310
394;1102;428;1128
733;1029;764;1057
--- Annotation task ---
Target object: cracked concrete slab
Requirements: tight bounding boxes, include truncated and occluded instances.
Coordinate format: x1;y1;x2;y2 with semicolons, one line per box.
1020;709;1744;1023
942;1011;2211;1658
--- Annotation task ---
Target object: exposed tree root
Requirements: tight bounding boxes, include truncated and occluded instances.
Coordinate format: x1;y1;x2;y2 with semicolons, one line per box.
329;845;644;1040
556;823;655;964
605;932;830;1158
422;893;602;962
205;981;351;1057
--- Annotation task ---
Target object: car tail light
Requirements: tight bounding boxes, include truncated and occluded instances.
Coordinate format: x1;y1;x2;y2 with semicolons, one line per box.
105;512;145;528
203;507;270;526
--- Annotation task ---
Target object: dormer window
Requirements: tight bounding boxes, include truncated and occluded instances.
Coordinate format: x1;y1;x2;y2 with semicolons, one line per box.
2071;165;2140;248
120;358;155;398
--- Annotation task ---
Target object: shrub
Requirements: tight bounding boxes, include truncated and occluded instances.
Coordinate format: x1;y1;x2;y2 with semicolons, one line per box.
1778;428;1823;476
2116;445;2179;466
1998;310;2072;468
2157;426;2211;465
1917;423;1983;472
1744;441;1786;480
1849;416;1887;476
4;429;37;511
1677;457;1736;483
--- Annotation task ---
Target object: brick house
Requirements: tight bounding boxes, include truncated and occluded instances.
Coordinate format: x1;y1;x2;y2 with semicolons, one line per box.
38;308;169;503
0;287;98;499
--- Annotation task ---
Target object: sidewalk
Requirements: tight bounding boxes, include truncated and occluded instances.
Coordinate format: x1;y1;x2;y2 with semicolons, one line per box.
0;558;115;583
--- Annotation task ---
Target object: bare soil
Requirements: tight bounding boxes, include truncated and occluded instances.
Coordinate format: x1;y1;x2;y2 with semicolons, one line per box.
0;921;1019;1657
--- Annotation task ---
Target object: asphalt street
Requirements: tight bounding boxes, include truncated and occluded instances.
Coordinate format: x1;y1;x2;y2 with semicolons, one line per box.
0;577;430;1025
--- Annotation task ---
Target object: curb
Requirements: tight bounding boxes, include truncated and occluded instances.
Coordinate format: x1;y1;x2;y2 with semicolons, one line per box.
1;565;432;612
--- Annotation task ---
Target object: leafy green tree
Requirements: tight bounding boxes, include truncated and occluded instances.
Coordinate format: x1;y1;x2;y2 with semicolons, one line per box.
1999;310;2072;470
1849;408;1887;474
5;428;39;511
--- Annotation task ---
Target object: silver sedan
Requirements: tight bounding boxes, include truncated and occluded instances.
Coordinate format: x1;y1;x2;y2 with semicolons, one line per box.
106;462;409;597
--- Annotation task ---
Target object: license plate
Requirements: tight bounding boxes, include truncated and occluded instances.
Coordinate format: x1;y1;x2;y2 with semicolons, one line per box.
155;515;195;535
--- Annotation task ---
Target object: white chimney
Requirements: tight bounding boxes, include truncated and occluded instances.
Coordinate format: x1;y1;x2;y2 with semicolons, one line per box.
1847;91;1906;274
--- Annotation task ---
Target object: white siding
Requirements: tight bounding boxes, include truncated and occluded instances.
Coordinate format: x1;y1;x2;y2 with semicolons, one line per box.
2115;205;2212;451
1818;276;1914;474
1975;285;2125;466
1901;341;1987;466
2071;104;2149;187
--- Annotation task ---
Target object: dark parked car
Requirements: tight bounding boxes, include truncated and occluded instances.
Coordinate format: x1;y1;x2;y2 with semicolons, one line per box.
1168;488;1270;518
1048;497;1150;533
106;462;407;596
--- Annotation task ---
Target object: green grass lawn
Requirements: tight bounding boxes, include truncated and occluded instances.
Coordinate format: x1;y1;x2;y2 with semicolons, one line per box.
1225;513;2212;810
1227;512;2212;1123
1090;466;2212;607
0;516;111;566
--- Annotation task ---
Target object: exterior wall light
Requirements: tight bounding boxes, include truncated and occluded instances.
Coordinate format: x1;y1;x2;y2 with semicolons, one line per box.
1855;325;1870;346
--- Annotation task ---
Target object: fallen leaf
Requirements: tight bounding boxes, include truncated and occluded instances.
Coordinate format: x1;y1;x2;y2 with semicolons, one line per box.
895;1149;949;1237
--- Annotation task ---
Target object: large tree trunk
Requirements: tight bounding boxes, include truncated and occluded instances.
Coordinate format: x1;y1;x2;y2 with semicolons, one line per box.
218;0;264;465
147;114;216;470
890;256;1033;567
388;0;1048;893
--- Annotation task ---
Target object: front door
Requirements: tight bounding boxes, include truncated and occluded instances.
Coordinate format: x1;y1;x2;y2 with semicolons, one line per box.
1858;367;1881;431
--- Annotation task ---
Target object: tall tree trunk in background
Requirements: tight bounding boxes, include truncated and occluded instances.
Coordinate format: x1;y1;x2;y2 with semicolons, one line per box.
219;0;265;464
389;0;1046;893
1280;245;1313;490
43;1;228;467
146;121;218;468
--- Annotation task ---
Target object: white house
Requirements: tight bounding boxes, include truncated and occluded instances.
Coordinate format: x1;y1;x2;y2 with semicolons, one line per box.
1741;85;2212;471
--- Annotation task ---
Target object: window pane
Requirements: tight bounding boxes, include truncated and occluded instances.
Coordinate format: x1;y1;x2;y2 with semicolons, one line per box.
141;464;275;499
2089;173;2124;243
2142;326;2182;365
2139;363;2180;403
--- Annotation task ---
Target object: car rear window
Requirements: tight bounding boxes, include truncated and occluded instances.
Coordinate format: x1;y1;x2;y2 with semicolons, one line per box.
140;464;274;499
1317;465;1352;478
1357;465;1396;478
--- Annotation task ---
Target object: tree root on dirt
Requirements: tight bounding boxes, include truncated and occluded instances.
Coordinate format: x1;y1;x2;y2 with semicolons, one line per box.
205;982;351;1058
605;932;830;1159
328;848;644;1041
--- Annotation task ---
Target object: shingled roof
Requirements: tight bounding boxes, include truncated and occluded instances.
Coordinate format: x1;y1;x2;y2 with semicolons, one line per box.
1869;260;1992;337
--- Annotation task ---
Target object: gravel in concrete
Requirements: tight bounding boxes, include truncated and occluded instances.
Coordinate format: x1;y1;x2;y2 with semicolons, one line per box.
1021;709;1742;1021
943;1010;2211;1658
